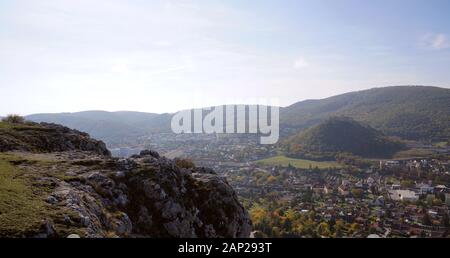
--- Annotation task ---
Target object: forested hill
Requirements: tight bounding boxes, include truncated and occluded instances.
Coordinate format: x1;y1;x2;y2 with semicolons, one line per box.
284;117;406;160
281;86;450;141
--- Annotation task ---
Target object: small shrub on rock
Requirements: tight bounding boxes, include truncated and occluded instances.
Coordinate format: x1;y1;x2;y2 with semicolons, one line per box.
2;114;25;124
175;158;195;169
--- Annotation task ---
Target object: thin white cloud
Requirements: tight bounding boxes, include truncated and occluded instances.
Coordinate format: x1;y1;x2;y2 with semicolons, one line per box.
421;33;450;50
1;1;449;116
293;57;309;69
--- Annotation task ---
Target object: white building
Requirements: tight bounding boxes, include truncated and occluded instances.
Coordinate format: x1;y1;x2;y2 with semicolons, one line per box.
389;190;419;202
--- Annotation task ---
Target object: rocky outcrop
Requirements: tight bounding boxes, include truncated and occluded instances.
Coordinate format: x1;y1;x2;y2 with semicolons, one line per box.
0;122;252;238
0;122;110;156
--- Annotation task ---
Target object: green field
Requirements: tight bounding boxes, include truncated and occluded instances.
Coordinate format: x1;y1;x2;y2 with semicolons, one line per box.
256;155;341;169
433;141;448;148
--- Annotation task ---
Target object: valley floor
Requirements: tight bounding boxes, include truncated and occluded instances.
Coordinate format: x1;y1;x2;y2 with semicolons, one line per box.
256;155;341;169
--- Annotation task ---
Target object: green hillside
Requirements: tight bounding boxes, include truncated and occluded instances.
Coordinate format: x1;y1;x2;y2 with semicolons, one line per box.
281;86;450;141
283;117;406;160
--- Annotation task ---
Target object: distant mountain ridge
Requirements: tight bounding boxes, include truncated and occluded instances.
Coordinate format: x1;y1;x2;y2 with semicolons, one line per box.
26;86;450;144
280;86;450;141
26;111;172;146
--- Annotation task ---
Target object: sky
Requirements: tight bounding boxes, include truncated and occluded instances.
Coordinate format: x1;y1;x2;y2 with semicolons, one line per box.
1;0;450;116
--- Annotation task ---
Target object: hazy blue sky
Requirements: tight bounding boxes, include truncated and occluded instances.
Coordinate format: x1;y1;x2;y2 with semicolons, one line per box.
1;0;450;115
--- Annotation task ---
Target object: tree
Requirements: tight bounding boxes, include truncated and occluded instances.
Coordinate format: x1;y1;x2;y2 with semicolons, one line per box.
2;114;25;124
432;198;443;206
271;226;281;237
333;219;346;237
302;189;313;203
422;213;432;226
401;179;414;188
351;188;364;198
266;175;277;184
441;213;450;227
316;222;331;237
349;223;360;235
250;205;266;221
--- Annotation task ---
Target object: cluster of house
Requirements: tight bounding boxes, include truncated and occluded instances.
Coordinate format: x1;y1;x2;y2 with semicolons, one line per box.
380;158;449;175
388;183;450;204
226;157;450;237
298;174;450;237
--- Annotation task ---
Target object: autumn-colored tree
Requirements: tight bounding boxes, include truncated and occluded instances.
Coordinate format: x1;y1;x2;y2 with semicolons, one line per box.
316;222;331;237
